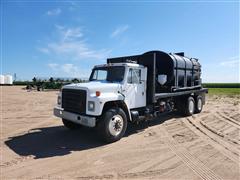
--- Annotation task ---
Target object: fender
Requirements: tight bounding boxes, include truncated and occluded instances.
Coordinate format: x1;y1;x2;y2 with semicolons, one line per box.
102;100;132;121
87;92;124;116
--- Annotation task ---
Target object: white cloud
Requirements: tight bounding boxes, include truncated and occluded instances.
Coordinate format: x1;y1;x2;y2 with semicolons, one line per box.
68;1;78;11
46;8;61;16
48;63;58;70
47;63;90;77
62;27;83;42
229;56;239;60
110;25;129;38
37;47;50;54
55;24;65;30
40;25;111;60
220;60;239;67
47;41;110;60
62;64;78;74
220;56;240;67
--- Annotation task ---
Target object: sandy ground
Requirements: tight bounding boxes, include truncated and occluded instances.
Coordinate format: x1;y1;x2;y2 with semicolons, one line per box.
1;86;239;180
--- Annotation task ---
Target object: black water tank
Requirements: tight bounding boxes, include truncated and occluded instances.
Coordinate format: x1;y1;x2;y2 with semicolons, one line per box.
140;51;201;92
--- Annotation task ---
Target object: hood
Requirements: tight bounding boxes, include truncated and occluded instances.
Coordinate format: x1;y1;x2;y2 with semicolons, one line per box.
63;81;121;95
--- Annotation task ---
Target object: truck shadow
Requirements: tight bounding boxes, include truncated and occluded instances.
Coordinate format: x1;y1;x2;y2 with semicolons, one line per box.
5;112;180;159
125;112;181;136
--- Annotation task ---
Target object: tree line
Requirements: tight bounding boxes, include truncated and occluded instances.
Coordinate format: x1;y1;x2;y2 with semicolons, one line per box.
13;77;88;90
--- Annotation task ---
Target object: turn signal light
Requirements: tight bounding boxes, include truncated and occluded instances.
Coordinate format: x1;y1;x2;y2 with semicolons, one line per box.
96;91;101;97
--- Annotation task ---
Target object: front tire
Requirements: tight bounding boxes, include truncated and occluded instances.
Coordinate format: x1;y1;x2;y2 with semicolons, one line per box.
97;108;127;143
62;119;82;129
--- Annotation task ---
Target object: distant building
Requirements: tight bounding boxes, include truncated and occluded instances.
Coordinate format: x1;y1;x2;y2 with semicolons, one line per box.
0;75;13;85
0;75;4;84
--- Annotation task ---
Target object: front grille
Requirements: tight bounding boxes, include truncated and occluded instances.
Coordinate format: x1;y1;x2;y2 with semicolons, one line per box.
62;89;86;114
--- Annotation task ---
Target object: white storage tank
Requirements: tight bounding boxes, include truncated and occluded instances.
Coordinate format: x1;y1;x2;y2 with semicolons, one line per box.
4;75;13;85
0;75;4;84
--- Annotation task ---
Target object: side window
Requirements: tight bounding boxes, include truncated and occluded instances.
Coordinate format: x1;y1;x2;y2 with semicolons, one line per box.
127;68;141;84
127;69;132;83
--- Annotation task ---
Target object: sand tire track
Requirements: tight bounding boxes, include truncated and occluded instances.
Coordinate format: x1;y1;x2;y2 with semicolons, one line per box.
216;112;240;127
186;117;239;157
183;118;239;164
159;125;222;180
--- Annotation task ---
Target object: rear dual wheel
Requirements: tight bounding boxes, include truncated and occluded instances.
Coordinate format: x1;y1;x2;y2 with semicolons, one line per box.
183;96;195;116
195;95;203;113
178;95;203;116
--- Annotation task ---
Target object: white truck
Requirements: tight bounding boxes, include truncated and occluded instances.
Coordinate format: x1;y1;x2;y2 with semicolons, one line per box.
54;51;207;143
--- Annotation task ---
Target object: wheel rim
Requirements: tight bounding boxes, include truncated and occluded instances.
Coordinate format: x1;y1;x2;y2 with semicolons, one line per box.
197;98;202;111
189;100;194;114
108;115;124;136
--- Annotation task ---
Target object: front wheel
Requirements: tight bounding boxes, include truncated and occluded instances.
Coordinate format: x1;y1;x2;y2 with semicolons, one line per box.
97;108;127;143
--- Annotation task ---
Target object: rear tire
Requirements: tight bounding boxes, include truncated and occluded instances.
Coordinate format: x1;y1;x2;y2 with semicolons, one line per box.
62;119;82;129
97;108;127;143
183;96;195;116
195;95;203;113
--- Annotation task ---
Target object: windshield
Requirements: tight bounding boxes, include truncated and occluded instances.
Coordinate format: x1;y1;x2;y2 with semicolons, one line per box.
89;66;125;82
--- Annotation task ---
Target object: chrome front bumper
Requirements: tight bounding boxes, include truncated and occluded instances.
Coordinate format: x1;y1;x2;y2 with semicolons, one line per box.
54;106;96;127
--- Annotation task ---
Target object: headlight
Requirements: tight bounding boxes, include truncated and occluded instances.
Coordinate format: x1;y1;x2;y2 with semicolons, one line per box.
57;95;61;105
88;101;95;111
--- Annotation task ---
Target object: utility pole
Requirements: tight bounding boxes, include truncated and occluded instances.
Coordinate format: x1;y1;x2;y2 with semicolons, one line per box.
14;73;17;81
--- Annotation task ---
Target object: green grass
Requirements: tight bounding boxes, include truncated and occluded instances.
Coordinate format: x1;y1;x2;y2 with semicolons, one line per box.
208;88;240;95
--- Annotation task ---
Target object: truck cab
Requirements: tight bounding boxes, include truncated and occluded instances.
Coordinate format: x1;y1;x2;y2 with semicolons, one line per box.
89;63;147;111
54;50;207;143
54;62;147;142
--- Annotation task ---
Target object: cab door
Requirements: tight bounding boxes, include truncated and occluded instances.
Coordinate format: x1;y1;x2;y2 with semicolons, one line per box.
124;68;146;109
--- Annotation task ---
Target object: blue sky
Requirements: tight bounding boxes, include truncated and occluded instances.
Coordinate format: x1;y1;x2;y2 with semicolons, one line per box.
1;1;239;82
